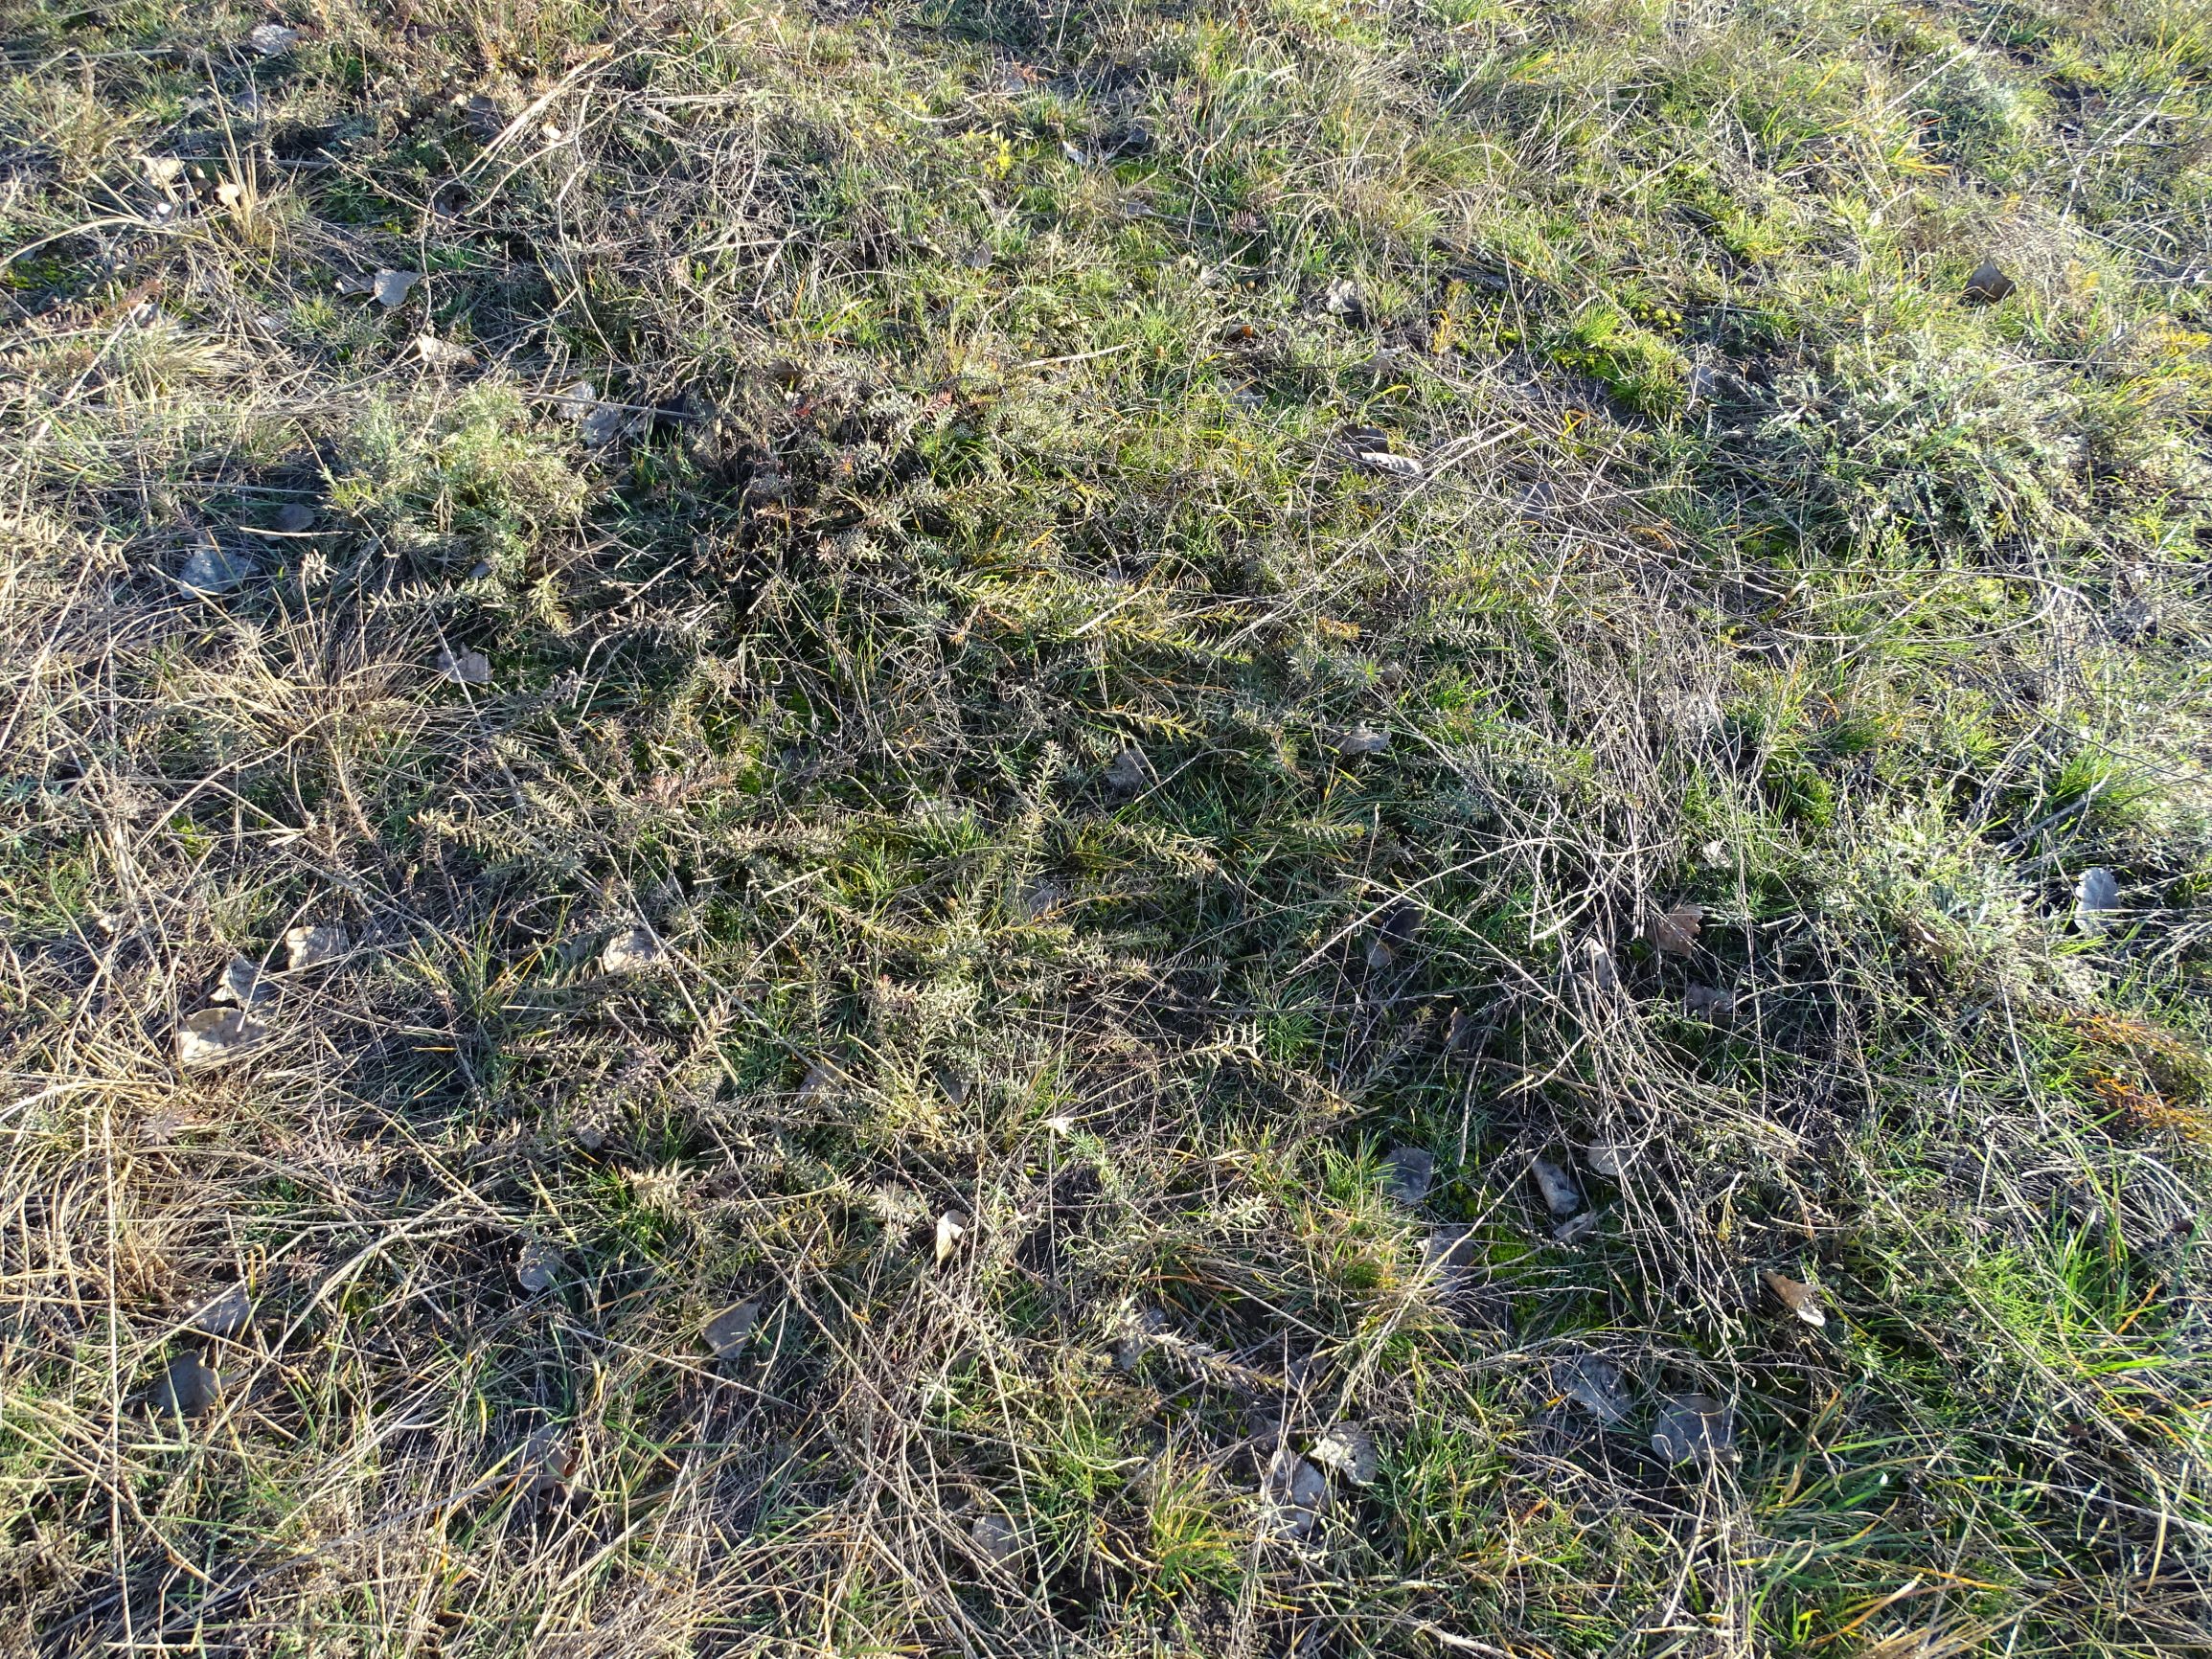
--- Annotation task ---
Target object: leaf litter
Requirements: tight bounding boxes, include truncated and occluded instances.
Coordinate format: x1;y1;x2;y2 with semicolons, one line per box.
1308;1422;1378;1485
1262;1446;1328;1539
176;1007;269;1070
702;1299;761;1359
1651;1393;1736;1466
1762;1270;1827;1328
149;1352;220;1418
1380;1145;1433;1206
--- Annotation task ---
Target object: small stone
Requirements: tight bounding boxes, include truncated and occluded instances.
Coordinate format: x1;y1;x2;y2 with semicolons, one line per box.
519;1423;571;1501
1446;1006;1481;1052
1320;277;1365;325
1365;900;1420;970
246;22;299;55
1576;938;1619;991
210;956;268;1007
271;503;315;534
416;332;473;370
702;1298;760;1359
934;1212;967;1266
579;402;629;447
1380;1145;1433;1207
2072;867;2119;935
1336;724;1390;759
1104;746;1148;791
180;540;252;596
149;1352;220;1419
1648;903;1703;956
1583;1137;1638;1179
1551;1209;1599;1245
1682;983;1737;1022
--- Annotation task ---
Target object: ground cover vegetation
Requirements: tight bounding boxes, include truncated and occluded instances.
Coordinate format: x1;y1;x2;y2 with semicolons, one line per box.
2;0;2210;1653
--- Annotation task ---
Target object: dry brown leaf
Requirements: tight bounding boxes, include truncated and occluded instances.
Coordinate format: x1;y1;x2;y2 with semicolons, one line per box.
1763;1269;1827;1328
176;1007;268;1070
1649;902;1703;956
149;1352;220;1418
515;1240;561;1293
702;1298;760;1359
935;1211;967;1265
1308;1422;1378;1485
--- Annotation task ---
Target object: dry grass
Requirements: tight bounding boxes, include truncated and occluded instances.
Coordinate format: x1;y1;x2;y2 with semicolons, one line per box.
3;0;2210;1654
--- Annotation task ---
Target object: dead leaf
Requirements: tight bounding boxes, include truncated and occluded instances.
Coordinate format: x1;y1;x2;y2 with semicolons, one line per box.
1336;724;1390;759
515;1240;561;1293
1446;1005;1480;1052
149;1352;221;1418
1320;276;1365;325
1551;1208;1599;1245
1682;983;1737;1022
246;22;300;55
1308;1422;1378;1485
1555;1353;1631;1423
701;1298;760;1359
179;539;251;596
1649;902;1703;956
1380;1145;1433;1206
1964;260;2015;305
518;1423;572;1501
1104;746;1148;791
435;648;490;684
176;1007;268;1070
2072;867;2119;935
934;1211;967;1265
1263;1447;1328;1539
372;268;422;308
1651;1393;1736;1466
1365;900;1420;969
139;154;184;189
284;923;350;971
1529;1154;1583;1218
1354;449;1423;479
416;332;473;370
210;956;268;1008
1763;1270;1827;1328
189;1284;252;1339
216;178;246;210
1576;938;1619;991
599;924;668;974
1582;1137;1637;1179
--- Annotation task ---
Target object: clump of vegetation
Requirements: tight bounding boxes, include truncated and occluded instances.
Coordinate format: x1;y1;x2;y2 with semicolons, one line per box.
2;0;2208;1654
